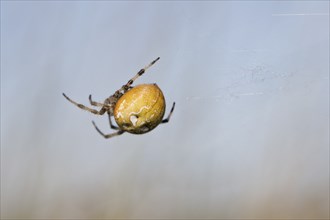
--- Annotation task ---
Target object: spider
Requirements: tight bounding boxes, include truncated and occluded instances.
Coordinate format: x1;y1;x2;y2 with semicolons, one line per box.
62;57;175;138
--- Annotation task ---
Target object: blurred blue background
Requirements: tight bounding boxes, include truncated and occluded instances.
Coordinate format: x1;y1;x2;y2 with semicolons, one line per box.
1;1;329;219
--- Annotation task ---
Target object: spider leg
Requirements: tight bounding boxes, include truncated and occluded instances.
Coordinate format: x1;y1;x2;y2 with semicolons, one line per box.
107;112;119;130
92;121;125;138
89;95;104;107
63;93;106;115
162;102;176;123
118;57;160;93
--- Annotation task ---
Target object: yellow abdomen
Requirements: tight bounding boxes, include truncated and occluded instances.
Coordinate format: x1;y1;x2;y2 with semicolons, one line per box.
114;84;166;134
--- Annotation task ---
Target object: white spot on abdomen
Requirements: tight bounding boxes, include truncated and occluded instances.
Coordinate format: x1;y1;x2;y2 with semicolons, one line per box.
130;115;138;126
117;112;124;118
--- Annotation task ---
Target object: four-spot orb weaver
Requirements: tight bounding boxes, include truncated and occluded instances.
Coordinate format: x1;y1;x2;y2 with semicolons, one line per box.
62;57;175;138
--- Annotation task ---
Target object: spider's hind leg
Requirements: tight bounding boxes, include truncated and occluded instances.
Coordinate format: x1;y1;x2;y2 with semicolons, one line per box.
162;102;176;123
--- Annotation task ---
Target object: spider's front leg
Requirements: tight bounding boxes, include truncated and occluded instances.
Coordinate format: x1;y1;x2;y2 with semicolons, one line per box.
92;121;125;138
89;95;104;107
91;112;121;138
117;57;160;93
63;93;106;115
107;112;119;130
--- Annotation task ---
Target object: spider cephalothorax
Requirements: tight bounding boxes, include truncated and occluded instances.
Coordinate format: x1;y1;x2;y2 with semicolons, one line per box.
63;57;175;138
